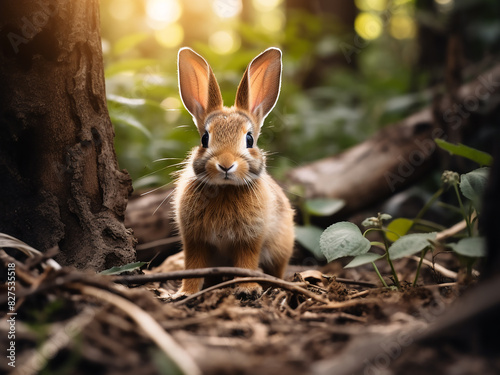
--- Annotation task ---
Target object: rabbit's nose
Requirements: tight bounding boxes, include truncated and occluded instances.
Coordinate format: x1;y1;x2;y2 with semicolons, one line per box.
217;153;237;173
218;164;235;172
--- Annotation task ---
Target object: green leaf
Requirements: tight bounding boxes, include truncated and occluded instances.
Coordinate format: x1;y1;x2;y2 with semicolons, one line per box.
435;139;493;166
105;58;158;77
345;253;383;268
448;237;486;258
304;198;345;217
386;218;413;242
295;225;325;259
319;222;371;262
388;232;437;260
460;167;490;209
100;261;147;275
113;32;150;56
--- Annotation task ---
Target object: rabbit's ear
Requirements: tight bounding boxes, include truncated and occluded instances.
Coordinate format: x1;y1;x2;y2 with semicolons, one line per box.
235;47;282;125
178;48;223;131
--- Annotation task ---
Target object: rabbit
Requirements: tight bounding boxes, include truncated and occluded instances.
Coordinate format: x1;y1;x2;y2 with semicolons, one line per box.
172;47;295;299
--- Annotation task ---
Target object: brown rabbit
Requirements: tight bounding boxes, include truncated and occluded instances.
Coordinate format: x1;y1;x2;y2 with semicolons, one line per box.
173;47;294;299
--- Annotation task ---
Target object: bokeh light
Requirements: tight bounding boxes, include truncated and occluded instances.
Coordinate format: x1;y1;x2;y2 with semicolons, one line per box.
355;0;388;12
209;30;241;55
183;0;211;14
259;10;285;33
108;0;135;21
390;15;416;39
355;12;383;40
146;0;182;26
155;23;184;48
161;97;182;122
212;0;242;18
393;0;414;6
252;0;283;12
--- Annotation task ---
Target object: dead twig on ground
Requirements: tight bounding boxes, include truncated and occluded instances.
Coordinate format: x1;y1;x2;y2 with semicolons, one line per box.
112;266;377;288
436;218;468;242
113;267;279;284
173;277;329;306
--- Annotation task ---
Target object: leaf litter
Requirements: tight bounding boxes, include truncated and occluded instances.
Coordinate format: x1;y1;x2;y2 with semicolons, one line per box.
0;244;487;375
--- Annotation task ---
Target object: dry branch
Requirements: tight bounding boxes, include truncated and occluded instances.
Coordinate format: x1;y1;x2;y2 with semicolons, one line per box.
113;267;281;284
172;277;328;306
112;266;377;288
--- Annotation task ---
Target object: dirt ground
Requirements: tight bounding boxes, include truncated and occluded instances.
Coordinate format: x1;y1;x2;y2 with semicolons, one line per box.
3;245;499;375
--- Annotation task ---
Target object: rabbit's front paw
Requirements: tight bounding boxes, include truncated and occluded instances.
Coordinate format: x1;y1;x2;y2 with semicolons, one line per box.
170;291;188;301
235;282;263;300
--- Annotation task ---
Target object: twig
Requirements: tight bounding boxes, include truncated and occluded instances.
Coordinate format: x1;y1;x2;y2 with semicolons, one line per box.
309;298;383;311
75;284;201;375
0;271;111;304
136;236;181;251
420;282;458;289
333;277;376;288
113;267;279;284
348;290;371;299
409;256;458;279
0;250;37;285
301;311;367;324
173;277;329;306
435;218;468;242
0;233;61;270
113;267;377;288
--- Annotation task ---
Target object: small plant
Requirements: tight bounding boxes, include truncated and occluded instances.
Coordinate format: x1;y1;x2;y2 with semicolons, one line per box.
319;212;437;289
314;140;491;288
294;196;345;259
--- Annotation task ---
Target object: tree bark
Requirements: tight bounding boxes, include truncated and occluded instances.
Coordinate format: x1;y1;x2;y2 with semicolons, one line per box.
0;0;136;270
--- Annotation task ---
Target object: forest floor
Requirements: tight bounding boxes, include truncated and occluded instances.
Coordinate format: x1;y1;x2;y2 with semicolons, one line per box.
4;246;499;375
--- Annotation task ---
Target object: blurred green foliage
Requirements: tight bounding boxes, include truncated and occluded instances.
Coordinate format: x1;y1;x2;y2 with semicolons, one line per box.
100;0;499;191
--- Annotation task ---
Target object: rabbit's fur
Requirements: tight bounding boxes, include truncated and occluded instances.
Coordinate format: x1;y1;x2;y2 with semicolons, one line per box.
173;47;294;298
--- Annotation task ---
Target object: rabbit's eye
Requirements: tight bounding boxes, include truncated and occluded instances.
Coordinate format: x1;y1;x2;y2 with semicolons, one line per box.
246;132;254;148
201;131;209;148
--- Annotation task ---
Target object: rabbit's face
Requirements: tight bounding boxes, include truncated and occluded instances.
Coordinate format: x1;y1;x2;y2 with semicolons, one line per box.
178;47;281;186
192;110;264;186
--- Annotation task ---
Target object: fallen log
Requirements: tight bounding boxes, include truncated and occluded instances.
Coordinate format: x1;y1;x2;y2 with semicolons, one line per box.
287;64;500;214
288;109;437;213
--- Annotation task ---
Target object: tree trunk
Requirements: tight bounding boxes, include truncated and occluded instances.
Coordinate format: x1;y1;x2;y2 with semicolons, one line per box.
0;0;136;270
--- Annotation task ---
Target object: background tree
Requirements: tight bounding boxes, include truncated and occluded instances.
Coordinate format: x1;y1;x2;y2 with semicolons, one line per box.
0;0;136;269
